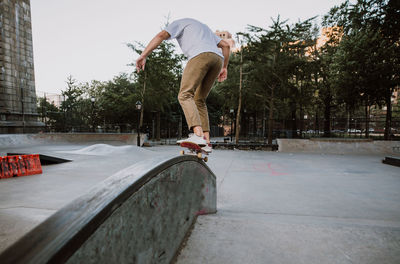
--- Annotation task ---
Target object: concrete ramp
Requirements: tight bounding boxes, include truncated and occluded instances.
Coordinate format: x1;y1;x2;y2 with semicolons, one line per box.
0;133;147;147
278;138;400;155
0;155;216;264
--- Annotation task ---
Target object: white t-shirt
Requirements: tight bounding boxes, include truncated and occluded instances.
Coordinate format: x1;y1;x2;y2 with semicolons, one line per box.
165;18;223;60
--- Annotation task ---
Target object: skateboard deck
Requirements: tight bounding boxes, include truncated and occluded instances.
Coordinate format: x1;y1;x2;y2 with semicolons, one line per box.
179;142;209;162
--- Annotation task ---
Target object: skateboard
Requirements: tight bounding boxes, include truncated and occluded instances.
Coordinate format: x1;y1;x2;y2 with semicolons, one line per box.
179;142;209;162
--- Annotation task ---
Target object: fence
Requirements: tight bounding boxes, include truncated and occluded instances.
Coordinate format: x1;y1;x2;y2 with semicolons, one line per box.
221;115;400;142
39;110;400;142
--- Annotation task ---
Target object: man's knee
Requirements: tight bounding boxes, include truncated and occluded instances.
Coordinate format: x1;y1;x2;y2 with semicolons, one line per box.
178;91;192;103
177;94;183;104
194;97;206;107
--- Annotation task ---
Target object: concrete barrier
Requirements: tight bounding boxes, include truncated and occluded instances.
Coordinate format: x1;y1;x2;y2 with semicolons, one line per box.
0;133;147;147
277;138;400;155
0;155;216;264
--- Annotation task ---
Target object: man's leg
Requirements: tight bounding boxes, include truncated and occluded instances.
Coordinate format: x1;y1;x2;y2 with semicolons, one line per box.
178;54;210;139
194;53;223;144
203;131;211;144
193;126;203;138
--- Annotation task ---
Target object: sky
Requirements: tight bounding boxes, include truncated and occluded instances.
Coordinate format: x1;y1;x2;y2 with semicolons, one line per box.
30;0;345;95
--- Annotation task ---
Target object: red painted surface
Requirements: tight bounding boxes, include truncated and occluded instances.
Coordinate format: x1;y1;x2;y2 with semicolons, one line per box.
195;209;208;216
180;142;202;150
0;155;42;179
252;162;287;176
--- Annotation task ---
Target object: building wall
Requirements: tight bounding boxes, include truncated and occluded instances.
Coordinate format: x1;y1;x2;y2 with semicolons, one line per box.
0;0;42;133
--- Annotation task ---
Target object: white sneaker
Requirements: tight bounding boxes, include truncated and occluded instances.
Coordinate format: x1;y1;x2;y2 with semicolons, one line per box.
176;134;192;144
202;144;212;153
177;134;207;146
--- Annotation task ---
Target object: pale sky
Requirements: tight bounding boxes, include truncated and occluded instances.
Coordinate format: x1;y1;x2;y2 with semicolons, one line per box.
30;0;345;95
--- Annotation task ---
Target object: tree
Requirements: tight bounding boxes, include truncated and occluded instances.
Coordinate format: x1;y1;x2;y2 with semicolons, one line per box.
215;36;258;141
311;24;343;137
235;37;244;144
128;40;184;140
92;74;137;131
79;80;107;131
37;96;63;131
324;0;400;139
61;75;84;132
244;17;317;143
284;17;318;137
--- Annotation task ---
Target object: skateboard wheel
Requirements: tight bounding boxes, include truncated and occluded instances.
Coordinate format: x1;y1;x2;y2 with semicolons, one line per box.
203;156;208;162
180;150;185;155
197;152;202;159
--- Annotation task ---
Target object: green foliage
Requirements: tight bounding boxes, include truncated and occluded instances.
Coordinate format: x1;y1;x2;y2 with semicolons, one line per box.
97;74;137;124
324;0;400;138
214;52;241;112
42;6;400;138
127;41;184;114
37;96;63;131
60;76;85;131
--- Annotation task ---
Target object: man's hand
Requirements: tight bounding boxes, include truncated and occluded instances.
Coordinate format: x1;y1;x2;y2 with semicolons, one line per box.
136;55;146;72
218;67;228;82
135;30;170;73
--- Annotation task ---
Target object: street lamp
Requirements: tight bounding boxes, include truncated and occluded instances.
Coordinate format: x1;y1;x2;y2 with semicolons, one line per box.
91;97;95;132
230;108;234;142
244;109;247;139
136;101;142;146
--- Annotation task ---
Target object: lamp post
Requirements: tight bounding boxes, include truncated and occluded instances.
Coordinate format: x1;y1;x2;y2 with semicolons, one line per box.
90;97;95;132
136;101;142;146
243;108;247;139
230;108;234;142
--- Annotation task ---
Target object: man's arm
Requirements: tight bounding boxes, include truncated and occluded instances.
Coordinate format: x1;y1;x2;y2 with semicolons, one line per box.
136;30;171;72
217;39;230;82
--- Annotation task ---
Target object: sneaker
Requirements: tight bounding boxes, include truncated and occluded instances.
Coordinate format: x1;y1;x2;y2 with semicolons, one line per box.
177;134;207;146
177;134;190;144
202;144;212;153
177;133;192;144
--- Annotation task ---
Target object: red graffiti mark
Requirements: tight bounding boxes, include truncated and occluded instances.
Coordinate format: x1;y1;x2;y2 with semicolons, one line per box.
253;162;287;176
267;163;287;176
195;209;208;216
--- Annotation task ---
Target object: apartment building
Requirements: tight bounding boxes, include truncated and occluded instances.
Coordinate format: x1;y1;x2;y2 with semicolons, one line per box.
0;0;42;133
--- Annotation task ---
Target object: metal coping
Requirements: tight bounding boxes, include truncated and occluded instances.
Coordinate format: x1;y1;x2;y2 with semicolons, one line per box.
0;154;215;264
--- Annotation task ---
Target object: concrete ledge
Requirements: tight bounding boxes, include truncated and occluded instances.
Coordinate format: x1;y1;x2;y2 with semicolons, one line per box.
0;133;147;147
213;142;278;151
277;138;400;155
0;155;216;264
382;156;400;167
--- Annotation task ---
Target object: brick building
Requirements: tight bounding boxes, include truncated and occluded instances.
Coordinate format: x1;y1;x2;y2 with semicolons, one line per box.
0;0;43;133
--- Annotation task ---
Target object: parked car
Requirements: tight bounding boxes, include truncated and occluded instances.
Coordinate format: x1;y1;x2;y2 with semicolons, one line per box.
347;129;361;133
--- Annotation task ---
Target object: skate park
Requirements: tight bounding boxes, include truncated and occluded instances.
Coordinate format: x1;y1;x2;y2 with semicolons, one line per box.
0;134;399;263
2;0;400;263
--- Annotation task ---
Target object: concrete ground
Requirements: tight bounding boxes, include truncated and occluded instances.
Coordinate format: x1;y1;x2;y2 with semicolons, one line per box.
1;142;400;263
172;146;400;264
0;142;160;253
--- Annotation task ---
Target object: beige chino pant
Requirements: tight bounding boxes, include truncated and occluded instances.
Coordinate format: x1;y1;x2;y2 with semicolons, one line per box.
178;52;223;132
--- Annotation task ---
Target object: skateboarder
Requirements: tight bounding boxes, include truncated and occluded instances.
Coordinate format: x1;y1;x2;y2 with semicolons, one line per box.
136;18;230;153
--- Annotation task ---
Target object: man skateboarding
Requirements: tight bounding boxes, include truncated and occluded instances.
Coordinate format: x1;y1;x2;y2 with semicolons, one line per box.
136;18;230;153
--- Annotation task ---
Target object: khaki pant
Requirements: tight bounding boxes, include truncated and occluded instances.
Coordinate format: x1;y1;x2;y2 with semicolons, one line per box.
178;52;223;132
